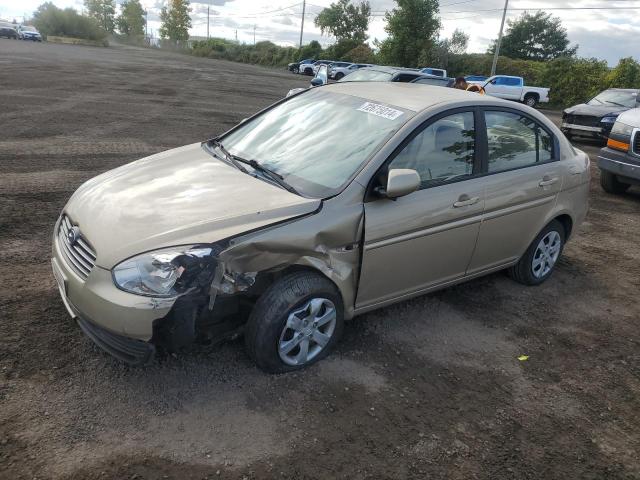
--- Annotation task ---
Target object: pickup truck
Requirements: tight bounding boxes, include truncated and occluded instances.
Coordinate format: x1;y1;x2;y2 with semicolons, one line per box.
468;75;549;107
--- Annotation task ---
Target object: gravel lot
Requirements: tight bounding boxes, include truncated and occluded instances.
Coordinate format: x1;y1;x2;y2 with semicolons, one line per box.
1;40;639;480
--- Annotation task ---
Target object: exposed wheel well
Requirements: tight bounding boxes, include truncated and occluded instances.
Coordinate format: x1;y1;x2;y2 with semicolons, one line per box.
524;92;539;99
555;214;573;239
253;265;343;302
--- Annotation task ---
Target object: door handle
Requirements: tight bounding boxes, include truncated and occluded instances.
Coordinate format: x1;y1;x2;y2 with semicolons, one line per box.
538;176;558;187
453;195;479;208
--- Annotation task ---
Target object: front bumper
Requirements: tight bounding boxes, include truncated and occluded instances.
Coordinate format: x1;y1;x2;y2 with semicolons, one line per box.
562;121;613;139
51;217;174;361
598;148;640;183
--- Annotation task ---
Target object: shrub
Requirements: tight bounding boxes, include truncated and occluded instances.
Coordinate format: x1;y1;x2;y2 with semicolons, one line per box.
33;2;107;41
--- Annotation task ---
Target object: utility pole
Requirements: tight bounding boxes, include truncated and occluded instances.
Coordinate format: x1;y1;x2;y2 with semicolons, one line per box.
299;0;306;49
491;0;508;76
207;3;210;39
145;9;148;38
235;29;237;42
253;25;256;45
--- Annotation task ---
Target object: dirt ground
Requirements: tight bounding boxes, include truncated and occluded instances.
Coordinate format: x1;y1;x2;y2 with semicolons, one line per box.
1;40;639;480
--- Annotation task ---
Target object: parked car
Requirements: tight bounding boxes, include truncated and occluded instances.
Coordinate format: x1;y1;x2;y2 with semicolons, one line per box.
18;25;42;41
287;58;314;74
410;75;455;88
0;22;19;39
465;75;488;82
286;65;328;97
597;108;640;194
338;66;433;83
299;60;334;76
330;63;371;80
562;89;640;141
419;67;447;77
52;83;589;372
469;75;550;107
312;60;337;76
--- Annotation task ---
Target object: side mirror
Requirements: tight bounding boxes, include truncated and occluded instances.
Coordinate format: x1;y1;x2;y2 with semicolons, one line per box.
381;169;421;199
490;79;497;84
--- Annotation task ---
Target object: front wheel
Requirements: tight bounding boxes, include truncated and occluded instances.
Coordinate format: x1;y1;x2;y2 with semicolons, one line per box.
335;72;344;80
600;170;630;194
508;220;565;286
292;66;299;74
245;271;344;373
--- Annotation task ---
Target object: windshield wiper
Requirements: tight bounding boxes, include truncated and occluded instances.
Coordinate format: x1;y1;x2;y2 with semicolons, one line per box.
210;139;249;174
605;101;626;108
209;140;299;196
236;158;300;196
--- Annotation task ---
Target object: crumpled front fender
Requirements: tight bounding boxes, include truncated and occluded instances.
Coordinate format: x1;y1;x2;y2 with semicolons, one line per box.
218;201;364;318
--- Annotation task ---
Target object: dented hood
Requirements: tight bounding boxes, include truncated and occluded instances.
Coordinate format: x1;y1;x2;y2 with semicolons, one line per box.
65;143;320;268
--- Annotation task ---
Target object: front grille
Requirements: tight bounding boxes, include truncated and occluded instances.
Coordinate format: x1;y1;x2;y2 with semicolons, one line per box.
57;215;96;279
633;131;640;156
565;114;600;127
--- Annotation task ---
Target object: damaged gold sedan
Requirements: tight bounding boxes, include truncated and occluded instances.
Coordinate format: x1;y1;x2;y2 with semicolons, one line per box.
52;82;590;372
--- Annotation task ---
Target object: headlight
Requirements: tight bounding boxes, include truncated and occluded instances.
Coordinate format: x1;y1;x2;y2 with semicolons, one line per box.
113;245;215;297
600;116;618;123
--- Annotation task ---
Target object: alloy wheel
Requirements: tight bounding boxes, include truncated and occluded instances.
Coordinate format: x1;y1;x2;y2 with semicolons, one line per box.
532;230;562;278
278;298;337;366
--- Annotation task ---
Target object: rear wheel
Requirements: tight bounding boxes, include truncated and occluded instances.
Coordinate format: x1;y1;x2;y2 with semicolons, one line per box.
292;65;299;74
508;220;565;286
600;170;630;194
245;271;344;373
335;72;344;80
523;94;538;108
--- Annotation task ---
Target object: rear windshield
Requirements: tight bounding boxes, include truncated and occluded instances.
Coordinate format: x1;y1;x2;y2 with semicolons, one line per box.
221;89;414;198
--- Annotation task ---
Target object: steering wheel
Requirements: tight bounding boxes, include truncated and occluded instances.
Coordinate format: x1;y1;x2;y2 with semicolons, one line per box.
466;84;485;95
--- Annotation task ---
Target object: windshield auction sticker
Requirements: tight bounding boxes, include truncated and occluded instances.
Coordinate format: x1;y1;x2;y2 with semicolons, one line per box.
357;102;404;120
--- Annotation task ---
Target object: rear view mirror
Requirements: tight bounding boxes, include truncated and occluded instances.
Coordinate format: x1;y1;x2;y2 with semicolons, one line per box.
384;169;421;199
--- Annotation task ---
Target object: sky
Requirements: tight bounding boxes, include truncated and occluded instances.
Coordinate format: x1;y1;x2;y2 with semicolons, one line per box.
1;0;639;66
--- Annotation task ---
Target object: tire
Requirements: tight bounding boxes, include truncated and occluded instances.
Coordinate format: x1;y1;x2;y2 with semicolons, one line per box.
304;68;313;76
335;72;344;80
600;169;630;194
508;219;565;286
245;271;344;373
523;94;538;108
293;66;299;74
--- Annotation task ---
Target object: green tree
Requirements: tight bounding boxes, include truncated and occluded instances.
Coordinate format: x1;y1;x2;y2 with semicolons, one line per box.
33;2;107;41
314;0;371;43
538;56;608;107
605;57;640;89
488;11;577;61
298;40;323;61
116;0;146;37
159;0;192;42
377;0;440;68
84;0;116;33
430;28;468;68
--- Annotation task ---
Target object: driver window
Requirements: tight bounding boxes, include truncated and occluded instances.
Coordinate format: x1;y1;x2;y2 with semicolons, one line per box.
388;112;475;188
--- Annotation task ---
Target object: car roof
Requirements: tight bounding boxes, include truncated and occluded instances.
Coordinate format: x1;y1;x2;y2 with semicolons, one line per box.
321;82;505;112
605;88;640;92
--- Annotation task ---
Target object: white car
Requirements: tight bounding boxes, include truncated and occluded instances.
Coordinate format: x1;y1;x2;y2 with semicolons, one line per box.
419;67;447;78
470;75;550;108
329;63;372;80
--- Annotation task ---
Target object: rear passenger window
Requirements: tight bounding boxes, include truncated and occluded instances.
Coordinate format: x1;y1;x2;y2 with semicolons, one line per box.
389;112;475;187
485;111;553;173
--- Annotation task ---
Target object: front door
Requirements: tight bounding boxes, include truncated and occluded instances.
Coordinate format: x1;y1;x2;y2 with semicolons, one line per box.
356;110;485;309
467;109;564;273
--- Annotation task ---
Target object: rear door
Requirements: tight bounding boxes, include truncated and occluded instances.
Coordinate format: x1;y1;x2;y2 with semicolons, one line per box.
467;108;565;274
356;109;485;309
